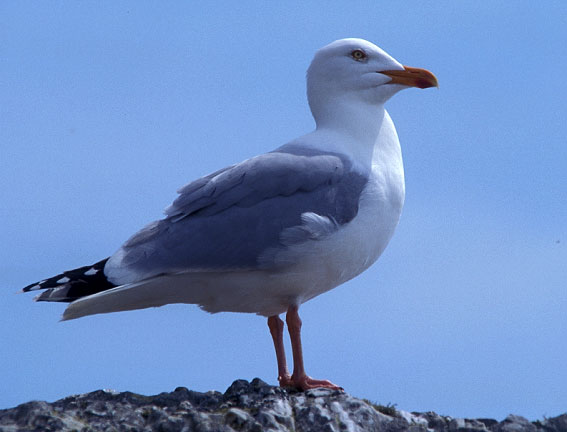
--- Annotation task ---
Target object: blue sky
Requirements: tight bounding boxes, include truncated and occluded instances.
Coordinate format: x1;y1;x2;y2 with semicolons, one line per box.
1;1;566;420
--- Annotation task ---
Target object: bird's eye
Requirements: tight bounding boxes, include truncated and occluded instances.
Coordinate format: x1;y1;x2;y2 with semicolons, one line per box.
351;49;366;61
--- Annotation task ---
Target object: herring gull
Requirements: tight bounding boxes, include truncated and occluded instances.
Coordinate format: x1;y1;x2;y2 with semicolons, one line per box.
23;38;437;390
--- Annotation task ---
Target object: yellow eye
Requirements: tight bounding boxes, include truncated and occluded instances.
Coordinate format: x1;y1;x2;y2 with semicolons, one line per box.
351;49;366;61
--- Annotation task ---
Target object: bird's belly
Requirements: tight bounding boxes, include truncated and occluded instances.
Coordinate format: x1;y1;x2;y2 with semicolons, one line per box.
276;176;403;305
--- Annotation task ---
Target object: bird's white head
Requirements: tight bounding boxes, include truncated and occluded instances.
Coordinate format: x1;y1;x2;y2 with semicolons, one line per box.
306;38;437;130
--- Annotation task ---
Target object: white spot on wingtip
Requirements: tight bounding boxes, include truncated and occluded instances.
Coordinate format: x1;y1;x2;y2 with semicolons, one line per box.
84;268;97;276
57;276;70;284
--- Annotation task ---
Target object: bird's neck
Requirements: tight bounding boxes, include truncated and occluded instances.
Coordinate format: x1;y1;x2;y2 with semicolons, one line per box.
311;99;386;171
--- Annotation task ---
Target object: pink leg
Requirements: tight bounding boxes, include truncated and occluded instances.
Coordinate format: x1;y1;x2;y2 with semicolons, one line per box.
285;305;342;391
267;315;292;387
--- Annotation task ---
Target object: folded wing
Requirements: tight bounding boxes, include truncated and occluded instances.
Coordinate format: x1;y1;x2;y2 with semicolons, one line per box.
104;146;368;285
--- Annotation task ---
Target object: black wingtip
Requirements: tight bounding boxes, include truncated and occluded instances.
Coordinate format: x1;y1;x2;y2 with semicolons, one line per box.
22;258;116;303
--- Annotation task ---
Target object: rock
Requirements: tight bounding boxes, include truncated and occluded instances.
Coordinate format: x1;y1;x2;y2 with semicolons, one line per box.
0;379;565;432
496;415;537;432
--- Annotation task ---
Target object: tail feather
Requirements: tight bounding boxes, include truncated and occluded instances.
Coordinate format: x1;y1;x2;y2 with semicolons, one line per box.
22;258;116;302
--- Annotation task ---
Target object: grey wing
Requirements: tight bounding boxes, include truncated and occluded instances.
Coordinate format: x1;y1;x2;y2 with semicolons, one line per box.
104;149;368;285
164;151;349;220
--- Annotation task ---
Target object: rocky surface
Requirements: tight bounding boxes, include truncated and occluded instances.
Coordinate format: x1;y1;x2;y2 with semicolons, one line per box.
0;378;565;432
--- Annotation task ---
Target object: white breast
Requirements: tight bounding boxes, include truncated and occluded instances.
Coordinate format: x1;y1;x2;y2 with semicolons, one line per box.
259;110;406;309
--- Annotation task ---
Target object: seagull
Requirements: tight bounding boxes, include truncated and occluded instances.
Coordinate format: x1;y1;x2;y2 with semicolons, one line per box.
23;38;437;391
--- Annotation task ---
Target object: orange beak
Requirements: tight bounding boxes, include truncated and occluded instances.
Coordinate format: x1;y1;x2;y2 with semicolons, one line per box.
380;66;438;89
